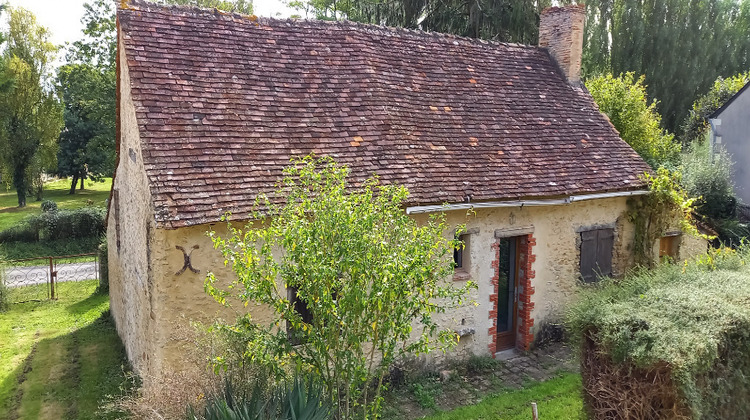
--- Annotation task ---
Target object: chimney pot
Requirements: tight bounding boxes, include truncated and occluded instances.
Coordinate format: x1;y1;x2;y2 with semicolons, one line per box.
539;4;585;84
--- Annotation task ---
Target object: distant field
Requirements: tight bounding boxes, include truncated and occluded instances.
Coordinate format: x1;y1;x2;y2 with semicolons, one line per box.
0;178;112;232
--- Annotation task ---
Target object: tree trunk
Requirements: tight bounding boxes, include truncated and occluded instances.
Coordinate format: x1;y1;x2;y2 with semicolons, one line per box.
69;174;79;195
79;172;85;190
13;165;26;207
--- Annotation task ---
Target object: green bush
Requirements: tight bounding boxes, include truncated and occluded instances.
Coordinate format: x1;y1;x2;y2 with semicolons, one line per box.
680;140;748;245
568;247;750;419
97;239;109;294
41;199;58;213
39;207;106;240
681;72;750;145
0;207;106;244
0;224;39;243
681;140;736;220
586;73;681;170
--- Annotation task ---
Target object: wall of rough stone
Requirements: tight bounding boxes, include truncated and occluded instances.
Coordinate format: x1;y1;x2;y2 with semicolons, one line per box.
412;196;635;357
133;196;636;384
147;222;276;381
107;33;159;384
680;233;710;261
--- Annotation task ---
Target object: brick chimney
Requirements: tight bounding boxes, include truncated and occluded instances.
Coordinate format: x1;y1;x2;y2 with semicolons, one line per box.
539;4;585;84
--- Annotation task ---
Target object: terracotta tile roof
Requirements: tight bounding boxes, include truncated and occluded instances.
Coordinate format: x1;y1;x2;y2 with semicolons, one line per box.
118;1;651;229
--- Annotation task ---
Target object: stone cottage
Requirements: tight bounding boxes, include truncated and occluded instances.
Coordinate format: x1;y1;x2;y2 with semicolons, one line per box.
110;1;684;386
709;81;750;205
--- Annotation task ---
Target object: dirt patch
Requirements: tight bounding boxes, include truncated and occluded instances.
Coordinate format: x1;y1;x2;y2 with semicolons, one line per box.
37;401;66;420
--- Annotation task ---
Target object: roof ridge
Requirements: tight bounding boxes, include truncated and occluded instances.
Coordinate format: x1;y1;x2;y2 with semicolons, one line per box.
122;0;540;51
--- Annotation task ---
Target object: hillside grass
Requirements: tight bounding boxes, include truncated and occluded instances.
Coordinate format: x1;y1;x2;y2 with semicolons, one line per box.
0;280;131;420
0;178;111;232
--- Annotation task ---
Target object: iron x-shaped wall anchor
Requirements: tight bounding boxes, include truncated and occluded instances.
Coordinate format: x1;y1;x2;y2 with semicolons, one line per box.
175;245;200;275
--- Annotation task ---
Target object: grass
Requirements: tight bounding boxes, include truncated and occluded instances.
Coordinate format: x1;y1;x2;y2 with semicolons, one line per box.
0;280;131;420
0;178;111;232
422;373;584;420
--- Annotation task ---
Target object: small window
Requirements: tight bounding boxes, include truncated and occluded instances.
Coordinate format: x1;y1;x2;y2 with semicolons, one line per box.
287;286;314;344
660;235;680;260
580;228;614;283
453;234;471;277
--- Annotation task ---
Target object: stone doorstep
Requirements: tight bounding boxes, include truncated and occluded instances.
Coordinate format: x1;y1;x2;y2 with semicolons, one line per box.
494;348;520;361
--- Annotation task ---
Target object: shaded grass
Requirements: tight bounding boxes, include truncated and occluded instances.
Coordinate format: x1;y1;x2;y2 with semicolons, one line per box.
422;373;584;420
0;280;130;419
0;178;111;232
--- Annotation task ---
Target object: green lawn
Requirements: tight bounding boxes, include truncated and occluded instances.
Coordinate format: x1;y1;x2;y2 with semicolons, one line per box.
423;373;584;420
0;178;112;232
0;280;131;420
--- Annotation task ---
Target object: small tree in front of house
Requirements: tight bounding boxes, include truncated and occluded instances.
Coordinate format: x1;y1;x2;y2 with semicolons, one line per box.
206;156;474;419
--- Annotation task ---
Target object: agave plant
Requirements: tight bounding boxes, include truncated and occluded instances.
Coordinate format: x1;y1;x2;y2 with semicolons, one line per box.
187;374;331;420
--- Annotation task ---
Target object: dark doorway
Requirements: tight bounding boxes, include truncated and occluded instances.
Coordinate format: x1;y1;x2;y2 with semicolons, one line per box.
496;236;520;351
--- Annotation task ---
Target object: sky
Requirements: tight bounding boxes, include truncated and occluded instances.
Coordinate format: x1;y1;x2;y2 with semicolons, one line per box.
10;0;295;50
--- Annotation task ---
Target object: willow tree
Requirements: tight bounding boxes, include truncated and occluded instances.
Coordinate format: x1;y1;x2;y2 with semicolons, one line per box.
290;0;553;43
583;0;750;132
0;8;62;207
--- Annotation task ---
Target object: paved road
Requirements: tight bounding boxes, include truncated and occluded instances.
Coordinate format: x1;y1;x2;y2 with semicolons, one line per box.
3;262;98;287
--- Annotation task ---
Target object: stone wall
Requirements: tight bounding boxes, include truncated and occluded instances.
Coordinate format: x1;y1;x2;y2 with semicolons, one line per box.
126;195;636;386
107;33;159;384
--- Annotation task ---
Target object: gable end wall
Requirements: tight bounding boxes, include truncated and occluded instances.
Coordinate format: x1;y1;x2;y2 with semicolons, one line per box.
107;32;159;382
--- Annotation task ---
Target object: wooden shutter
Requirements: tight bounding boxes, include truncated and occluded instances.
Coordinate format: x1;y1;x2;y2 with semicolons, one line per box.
580;228;614;283
580;230;597;283
596;229;614;278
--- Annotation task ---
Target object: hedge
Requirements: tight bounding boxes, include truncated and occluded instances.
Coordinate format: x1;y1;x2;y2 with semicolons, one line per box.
0;207;106;243
567;247;750;419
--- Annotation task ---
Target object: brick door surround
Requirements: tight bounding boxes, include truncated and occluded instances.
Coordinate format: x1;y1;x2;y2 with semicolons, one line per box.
488;234;536;355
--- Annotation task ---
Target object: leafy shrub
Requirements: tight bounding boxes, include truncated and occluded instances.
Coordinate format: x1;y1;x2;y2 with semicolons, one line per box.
97;239;109;294
41;199;58;213
186;375;331;420
0;224;39;243
0;207;106;244
39;207;106;240
681;140;736;220
628;168;697;267
568;248;750;418
586;73;681;170
681;72;750;145
680;140;749;245
206;156;473;418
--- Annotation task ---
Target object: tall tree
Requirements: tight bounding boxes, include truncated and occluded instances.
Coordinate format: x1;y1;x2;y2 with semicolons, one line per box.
59;0;116;193
57;64;115;193
288;0;553;43
154;0;253;14
0;7;62;207
582;0;750;133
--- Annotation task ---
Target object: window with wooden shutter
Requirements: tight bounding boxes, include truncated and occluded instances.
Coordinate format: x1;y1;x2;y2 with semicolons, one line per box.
580;228;614;283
